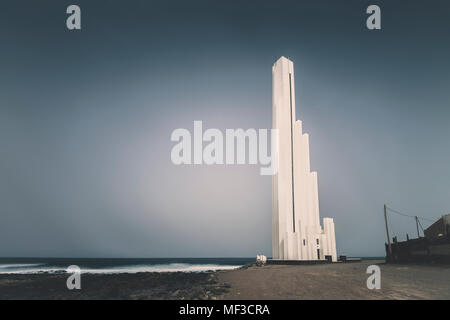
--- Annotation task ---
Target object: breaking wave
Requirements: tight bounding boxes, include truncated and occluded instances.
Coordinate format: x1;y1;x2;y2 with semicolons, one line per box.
0;263;241;274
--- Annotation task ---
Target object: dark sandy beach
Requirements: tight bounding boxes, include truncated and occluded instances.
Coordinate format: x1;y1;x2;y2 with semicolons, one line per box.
0;271;227;300
1;260;449;300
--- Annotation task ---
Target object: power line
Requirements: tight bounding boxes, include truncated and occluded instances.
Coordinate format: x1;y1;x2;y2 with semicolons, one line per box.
386;206;435;223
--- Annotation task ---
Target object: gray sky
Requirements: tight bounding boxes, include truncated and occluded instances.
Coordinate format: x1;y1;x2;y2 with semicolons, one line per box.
0;0;449;257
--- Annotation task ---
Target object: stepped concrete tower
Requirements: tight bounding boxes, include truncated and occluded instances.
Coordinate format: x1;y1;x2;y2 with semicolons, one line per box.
272;56;337;261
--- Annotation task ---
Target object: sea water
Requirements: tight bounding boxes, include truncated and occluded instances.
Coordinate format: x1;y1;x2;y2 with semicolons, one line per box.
0;258;253;274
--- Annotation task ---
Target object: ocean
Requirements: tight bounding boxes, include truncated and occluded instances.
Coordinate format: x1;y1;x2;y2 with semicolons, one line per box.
0;258;254;274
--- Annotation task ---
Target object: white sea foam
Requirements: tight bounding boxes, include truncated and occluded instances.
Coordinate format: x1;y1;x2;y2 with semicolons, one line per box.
0;263;241;274
0;263;43;268
0;263;46;273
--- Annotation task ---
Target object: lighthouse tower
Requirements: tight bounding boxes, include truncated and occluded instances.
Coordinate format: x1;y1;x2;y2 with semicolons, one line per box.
272;56;337;261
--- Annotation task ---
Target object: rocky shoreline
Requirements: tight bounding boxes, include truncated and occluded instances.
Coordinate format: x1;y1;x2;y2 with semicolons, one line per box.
0;271;231;300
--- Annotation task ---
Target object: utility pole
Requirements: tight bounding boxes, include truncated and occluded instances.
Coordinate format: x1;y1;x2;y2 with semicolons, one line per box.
415;216;420;238
384;204;392;257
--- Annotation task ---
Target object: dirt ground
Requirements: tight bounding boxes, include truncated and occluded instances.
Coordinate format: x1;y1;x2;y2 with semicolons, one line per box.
216;260;450;299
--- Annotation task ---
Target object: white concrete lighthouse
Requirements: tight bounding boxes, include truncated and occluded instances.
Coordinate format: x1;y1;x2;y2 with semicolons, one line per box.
272;56;337;261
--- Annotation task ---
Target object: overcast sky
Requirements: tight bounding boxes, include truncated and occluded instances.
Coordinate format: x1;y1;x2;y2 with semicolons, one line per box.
1;0;449;257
